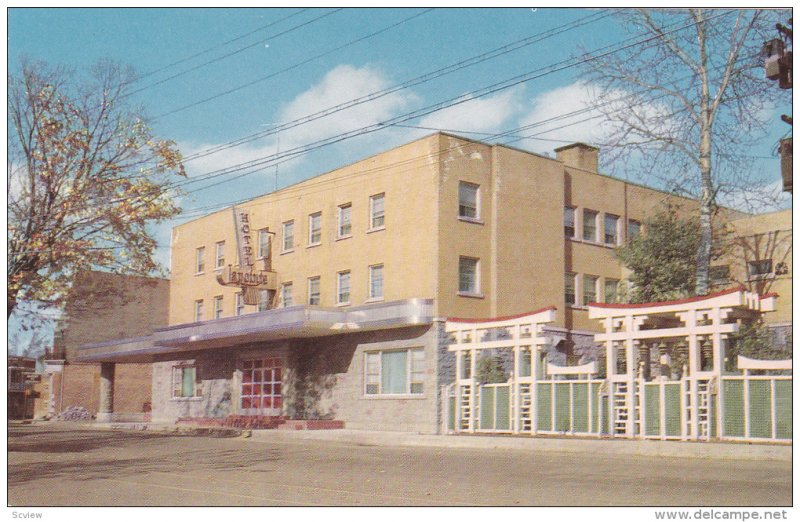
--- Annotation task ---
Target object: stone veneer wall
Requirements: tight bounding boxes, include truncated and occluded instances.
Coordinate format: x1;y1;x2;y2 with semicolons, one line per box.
150;325;441;433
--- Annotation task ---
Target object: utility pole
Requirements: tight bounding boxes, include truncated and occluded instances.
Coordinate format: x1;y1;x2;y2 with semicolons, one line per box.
762;18;793;192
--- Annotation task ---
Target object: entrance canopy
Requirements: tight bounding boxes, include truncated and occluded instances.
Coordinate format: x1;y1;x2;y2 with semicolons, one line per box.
76;298;434;363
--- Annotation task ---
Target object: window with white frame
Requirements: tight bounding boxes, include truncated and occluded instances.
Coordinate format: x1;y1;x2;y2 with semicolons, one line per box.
365;348;424;396
258;229;271;259
369;193;385;230
604;278;619;303
282;221;294;252
195;247;205;273
337;270;351;305
748;259;773;279
213;295;223;319
583;209;598;241
458;181;479;219
565;273;577;306
172;366;198;398
369;264;384;300
215;241;225;269
309;212;322;246
281;282;293;307
235;292;245;316
628;219;641;241
257;289;270;312
308;276;321;305
583;275;598;306
194;299;204;322
338;203;352;238
458;256;480;295
564;207;576;238
604;214;619;245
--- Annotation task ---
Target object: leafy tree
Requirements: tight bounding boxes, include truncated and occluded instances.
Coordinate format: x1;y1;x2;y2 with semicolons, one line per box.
615;206;729;303
7;60;186;320
476;355;507;384
726;319;787;366
585;9;788;296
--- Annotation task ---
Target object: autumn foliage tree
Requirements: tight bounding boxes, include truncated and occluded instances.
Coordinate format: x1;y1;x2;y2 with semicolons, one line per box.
7;60;185;319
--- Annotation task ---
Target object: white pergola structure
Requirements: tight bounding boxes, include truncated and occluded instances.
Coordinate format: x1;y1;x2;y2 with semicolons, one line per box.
445;307;556;434
589;287;777;440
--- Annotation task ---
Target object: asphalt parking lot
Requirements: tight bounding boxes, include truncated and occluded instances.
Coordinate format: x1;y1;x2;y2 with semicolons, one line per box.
7;423;792;506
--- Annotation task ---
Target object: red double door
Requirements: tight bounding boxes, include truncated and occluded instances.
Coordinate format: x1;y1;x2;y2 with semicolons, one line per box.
240;357;282;416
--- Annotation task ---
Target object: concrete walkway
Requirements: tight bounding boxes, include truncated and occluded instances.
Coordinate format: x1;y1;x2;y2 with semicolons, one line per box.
94;420;791;462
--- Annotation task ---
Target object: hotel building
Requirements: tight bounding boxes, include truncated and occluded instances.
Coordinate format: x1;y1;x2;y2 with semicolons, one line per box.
73;133;791;433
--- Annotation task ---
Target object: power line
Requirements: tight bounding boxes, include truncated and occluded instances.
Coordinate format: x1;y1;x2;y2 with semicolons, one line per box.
153;8;438;121
124;8;343;97
171;9;614;162
165;9;737;195
135;8;310;82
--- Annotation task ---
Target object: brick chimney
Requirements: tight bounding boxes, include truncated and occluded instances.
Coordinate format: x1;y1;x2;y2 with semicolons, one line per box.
554;143;599;174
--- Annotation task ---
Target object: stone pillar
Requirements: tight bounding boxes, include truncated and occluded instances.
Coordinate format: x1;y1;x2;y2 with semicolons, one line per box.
97;362;115;422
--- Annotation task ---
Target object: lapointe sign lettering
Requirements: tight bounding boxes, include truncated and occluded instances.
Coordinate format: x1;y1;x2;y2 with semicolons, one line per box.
216;266;277;288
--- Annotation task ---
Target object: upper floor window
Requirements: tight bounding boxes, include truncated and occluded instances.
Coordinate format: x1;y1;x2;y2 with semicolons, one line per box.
258;229;271;259
194;299;204;322
748;259;773;279
458;181;480;220
583;209;598;242
213;295;224;319
337;203;352;238
281;282;293;307
458;256;480;295
257;289;270;312
308;276;321;306
195;247;206;274
337;270;351;305
565;273;577;306
370;193;385;230
369;264;384;300
604;214;619;245
583;275;598;306
235;292;245;316
710;265;730;286
215;241;225;269
564;207;576;238
282;221;294;252
309;212;322;246
628;219;641;241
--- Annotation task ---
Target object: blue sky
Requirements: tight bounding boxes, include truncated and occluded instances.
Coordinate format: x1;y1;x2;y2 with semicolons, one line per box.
6;7;793;350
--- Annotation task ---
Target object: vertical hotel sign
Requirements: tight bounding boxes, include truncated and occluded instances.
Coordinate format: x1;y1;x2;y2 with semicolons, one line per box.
217;206;277;305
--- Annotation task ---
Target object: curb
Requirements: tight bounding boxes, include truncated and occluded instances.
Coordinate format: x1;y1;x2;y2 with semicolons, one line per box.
247;429;792;462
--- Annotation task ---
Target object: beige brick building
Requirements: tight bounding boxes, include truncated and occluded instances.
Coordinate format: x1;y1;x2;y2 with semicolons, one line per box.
74;133;791;433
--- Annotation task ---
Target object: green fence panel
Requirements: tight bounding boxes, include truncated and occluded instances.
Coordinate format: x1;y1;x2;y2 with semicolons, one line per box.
496;386;510;430
722;379;745;437
645;385;661;436
775;380;792;439
709;394;717;438
664;383;682;437
555;383;571;432
590;383;602;433
537;383;552;431
572;383;588;433
480;386;495;430
447;395;455;430
749;380;772;439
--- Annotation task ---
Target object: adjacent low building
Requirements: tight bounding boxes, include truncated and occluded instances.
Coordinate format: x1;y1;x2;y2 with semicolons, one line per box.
72;133;791;433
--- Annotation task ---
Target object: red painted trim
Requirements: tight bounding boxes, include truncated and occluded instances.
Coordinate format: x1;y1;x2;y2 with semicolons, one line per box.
447;306;557;324
587;286;747;309
760;292;779;299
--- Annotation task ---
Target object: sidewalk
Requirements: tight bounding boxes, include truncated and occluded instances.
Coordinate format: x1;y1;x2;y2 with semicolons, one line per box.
93;421;791;462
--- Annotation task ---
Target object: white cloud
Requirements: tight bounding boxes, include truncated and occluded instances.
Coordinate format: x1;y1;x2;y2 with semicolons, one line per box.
418;86;524;134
